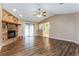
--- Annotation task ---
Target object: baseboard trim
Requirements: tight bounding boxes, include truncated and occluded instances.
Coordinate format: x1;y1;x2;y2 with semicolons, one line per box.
37;36;79;44
49;37;79;44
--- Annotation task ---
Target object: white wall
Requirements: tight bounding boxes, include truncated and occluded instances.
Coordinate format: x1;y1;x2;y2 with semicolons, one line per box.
49;15;76;42
18;20;26;37
40;13;79;44
74;12;79;43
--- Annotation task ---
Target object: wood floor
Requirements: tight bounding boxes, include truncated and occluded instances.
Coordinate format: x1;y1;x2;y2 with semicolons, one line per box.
0;36;79;56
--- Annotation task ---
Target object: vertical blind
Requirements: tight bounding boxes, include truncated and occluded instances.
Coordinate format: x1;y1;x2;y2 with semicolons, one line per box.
24;23;34;36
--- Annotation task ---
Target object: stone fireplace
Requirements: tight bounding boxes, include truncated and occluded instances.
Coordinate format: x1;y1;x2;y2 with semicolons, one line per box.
8;31;16;39
2;9;21;41
0;6;22;52
2;22;19;41
7;24;18;39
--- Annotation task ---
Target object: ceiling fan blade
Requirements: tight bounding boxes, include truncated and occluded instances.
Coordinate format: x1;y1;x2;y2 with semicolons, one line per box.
43;11;46;14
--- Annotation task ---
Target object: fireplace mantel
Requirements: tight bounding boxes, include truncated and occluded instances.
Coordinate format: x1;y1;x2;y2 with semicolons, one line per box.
2;20;21;25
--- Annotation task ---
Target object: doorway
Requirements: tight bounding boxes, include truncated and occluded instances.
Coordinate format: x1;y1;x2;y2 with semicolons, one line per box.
39;22;50;37
24;23;34;37
43;22;50;37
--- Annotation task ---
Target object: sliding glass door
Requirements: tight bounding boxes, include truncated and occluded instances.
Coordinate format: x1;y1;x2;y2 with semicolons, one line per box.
24;24;34;36
30;24;34;36
25;24;29;36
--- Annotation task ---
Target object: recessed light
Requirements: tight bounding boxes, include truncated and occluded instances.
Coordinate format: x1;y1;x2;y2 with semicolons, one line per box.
19;14;22;17
13;9;17;12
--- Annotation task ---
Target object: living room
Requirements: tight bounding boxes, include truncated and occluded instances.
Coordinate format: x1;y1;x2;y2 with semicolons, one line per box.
0;3;79;56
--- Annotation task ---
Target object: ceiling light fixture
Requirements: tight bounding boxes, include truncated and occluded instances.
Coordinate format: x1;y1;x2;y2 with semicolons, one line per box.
33;8;47;17
13;9;17;12
19;14;22;17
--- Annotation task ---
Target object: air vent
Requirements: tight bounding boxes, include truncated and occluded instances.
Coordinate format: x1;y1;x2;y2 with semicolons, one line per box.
59;3;64;5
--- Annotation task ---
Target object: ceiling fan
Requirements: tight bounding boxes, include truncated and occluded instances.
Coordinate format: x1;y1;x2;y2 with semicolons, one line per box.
33;8;47;17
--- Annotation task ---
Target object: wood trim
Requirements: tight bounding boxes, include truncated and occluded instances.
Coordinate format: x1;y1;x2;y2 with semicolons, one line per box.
2;20;21;25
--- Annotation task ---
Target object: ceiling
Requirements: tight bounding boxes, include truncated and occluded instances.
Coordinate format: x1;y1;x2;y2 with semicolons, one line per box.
2;3;79;22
